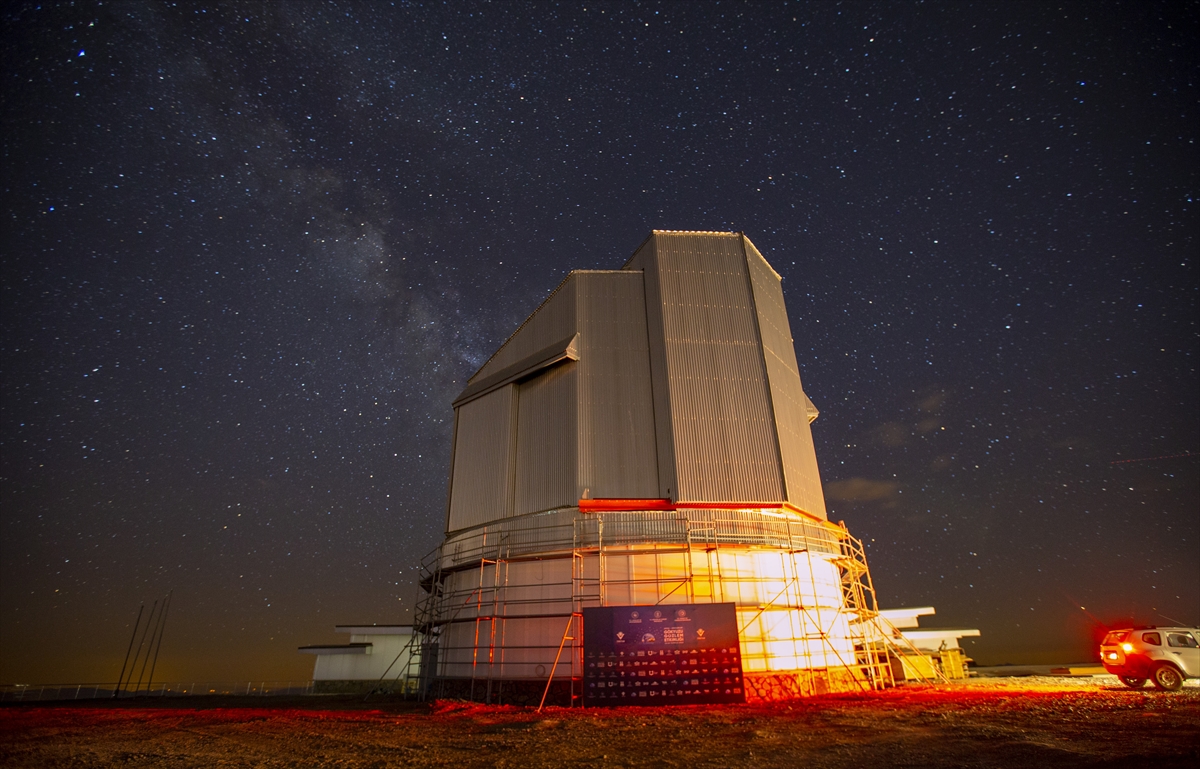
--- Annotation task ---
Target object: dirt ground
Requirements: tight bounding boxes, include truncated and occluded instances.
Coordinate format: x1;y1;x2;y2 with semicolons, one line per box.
2;677;1198;768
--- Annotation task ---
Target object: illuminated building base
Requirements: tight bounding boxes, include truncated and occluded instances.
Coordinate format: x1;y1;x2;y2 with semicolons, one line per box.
405;506;895;703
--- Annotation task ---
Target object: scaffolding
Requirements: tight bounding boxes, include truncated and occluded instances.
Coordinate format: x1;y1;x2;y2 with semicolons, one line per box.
398;507;896;703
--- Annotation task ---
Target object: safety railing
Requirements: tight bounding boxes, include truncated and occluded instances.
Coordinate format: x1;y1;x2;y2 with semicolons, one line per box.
0;681;315;702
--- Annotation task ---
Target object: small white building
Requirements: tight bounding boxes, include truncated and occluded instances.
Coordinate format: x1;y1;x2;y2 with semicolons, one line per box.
299;625;414;692
876;607;980;680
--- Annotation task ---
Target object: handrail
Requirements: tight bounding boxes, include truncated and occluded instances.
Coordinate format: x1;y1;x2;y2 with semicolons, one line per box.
0;681;317;702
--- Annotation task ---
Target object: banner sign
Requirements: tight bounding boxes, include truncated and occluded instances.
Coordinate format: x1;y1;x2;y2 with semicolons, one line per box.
582;602;745;706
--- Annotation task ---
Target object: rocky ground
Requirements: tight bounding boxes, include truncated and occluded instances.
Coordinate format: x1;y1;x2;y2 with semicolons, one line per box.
2;676;1198;768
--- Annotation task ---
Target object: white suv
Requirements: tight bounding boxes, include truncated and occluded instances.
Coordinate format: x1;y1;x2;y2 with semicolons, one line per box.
1100;627;1200;691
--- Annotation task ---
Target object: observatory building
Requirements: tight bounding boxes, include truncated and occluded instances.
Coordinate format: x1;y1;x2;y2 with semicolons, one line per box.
411;231;893;702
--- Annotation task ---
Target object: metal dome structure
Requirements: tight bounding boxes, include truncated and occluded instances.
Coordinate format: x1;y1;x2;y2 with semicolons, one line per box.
406;231;893;704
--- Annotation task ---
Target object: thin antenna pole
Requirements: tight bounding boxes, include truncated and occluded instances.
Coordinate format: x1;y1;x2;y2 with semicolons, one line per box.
113;604;145;699
131;599;159;695
146;591;172;695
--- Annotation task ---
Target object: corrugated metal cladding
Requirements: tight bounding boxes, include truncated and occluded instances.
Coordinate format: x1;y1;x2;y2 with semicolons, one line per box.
448;270;662;531
743;237;828;519
625;238;678;499
470;275;578;385
446;384;516;532
575;271;659;499
447;230;831;532
515;361;577;515
632;232;786;503
452;333;578;408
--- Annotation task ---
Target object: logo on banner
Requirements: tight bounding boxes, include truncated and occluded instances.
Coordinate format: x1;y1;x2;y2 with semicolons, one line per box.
583;603;743;708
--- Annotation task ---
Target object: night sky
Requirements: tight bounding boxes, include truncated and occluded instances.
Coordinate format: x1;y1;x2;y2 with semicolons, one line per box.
3;1;1196;685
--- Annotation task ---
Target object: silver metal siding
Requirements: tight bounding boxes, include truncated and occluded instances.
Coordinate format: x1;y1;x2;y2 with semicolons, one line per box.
652;232;785;502
575;272;659;499
442;408;460;532
514;361;577;515
453;333;578;408
446;384;516;532
470;276;578;384
624;238;678;498
744;238;829;519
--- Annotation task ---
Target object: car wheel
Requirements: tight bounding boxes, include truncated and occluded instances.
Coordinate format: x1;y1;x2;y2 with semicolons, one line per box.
1151;663;1184;692
1120;676;1146;689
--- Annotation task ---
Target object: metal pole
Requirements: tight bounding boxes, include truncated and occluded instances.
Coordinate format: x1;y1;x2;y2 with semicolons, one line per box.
132;600;160;695
538;614;575;712
113;604;145;698
145;591;172;694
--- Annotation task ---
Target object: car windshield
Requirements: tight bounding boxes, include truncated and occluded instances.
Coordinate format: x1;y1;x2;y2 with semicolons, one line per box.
1102;631;1128;645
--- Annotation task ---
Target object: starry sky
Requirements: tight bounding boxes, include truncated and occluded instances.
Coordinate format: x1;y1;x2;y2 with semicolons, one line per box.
2;1;1196;685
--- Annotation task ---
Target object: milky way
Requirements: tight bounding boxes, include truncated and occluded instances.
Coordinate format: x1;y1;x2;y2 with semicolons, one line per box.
2;2;1196;682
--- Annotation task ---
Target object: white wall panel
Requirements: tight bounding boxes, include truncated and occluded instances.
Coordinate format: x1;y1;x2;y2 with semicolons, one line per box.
311;633;414;681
